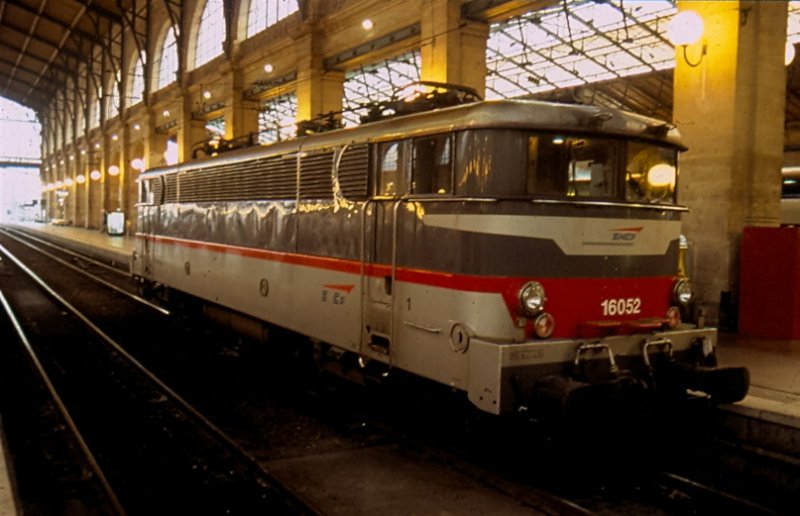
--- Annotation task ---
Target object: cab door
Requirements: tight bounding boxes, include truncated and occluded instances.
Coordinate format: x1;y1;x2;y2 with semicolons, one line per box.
361;140;410;359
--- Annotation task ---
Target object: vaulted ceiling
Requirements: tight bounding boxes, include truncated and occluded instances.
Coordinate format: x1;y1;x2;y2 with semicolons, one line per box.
0;0;127;111
0;0;799;128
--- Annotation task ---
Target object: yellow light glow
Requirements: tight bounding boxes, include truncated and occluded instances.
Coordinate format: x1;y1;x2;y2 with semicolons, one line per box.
263;63;273;73
76;174;86;184
203;91;212;99
90;170;101;181
667;10;704;47
362;19;373;30
108;165;120;176
647;163;676;188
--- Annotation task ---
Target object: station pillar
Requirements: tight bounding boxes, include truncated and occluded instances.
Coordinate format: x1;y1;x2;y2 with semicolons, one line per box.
178;95;208;163
223;71;260;141
294;29;344;123
419;0;489;97
141;111;170;170
673;1;788;326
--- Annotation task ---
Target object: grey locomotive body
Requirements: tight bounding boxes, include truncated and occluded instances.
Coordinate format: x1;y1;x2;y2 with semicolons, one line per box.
133;98;749;416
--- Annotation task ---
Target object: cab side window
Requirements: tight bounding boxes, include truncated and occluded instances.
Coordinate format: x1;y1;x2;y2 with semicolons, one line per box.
412;135;452;195
377;141;410;196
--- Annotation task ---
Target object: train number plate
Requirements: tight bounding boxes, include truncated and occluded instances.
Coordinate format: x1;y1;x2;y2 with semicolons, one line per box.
600;297;642;316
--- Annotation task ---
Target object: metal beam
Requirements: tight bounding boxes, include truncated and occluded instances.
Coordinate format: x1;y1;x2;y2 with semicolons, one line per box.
72;0;123;24
0;56;65;91
462;0;557;22
324;24;421;70
3;0;110;49
0;41;76;78
0;21;88;62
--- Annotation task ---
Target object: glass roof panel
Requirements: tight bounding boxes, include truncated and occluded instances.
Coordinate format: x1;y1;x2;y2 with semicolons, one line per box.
486;0;676;99
789;1;800;43
259;93;298;144
342;50;421;127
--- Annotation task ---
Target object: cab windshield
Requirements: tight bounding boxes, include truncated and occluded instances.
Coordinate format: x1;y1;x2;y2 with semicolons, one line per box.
525;134;678;204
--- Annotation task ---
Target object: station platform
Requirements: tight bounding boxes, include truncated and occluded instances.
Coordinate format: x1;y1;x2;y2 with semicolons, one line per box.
7;222;134;269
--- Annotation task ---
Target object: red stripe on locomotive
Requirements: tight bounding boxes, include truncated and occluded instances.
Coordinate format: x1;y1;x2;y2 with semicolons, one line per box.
138;233;675;338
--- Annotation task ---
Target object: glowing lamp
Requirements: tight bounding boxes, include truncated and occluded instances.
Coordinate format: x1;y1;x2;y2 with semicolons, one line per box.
667;11;704;46
647;164;677;188
131;158;146;171
90;170;102;181
76;174;86;184
108;165;120;176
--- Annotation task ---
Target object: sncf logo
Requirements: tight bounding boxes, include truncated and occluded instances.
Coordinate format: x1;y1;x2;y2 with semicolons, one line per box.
611;226;643;241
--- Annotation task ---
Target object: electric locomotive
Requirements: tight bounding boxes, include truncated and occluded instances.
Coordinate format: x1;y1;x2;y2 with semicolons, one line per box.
132;86;749;417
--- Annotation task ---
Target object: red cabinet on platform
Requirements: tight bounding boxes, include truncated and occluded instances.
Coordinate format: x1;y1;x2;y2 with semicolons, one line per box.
739;226;800;339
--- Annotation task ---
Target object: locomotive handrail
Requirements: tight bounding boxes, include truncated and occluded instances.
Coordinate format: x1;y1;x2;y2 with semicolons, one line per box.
642;338;674;369
574;342;619;373
388;198;406;368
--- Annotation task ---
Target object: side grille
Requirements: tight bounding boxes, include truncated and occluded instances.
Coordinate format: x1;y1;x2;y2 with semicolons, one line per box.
337;144;369;199
299;151;334;200
149;145;369;204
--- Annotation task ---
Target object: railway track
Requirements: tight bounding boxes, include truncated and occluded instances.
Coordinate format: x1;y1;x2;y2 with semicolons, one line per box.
0;238;314;514
0;226;794;514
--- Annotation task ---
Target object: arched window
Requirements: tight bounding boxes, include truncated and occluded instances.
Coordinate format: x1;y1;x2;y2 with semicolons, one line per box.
247;0;298;38
158;29;179;89
130;58;145;106
195;0;226;68
107;69;121;120
91;93;102;128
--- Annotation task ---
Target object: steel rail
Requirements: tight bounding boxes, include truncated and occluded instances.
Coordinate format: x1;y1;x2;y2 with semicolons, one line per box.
658;471;779;515
0;289;126;515
0;229;169;316
0;243;319;515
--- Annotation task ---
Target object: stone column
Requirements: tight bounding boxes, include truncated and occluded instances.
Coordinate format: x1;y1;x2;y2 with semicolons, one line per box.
87;141;105;230
419;0;489;97
223;71;260;141
142;111;170;169
294;29;345;122
178;94;208;162
673;1;787;326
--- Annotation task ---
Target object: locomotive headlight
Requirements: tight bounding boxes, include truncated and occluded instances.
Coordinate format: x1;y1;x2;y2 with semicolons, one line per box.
519;281;547;316
673;277;693;305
